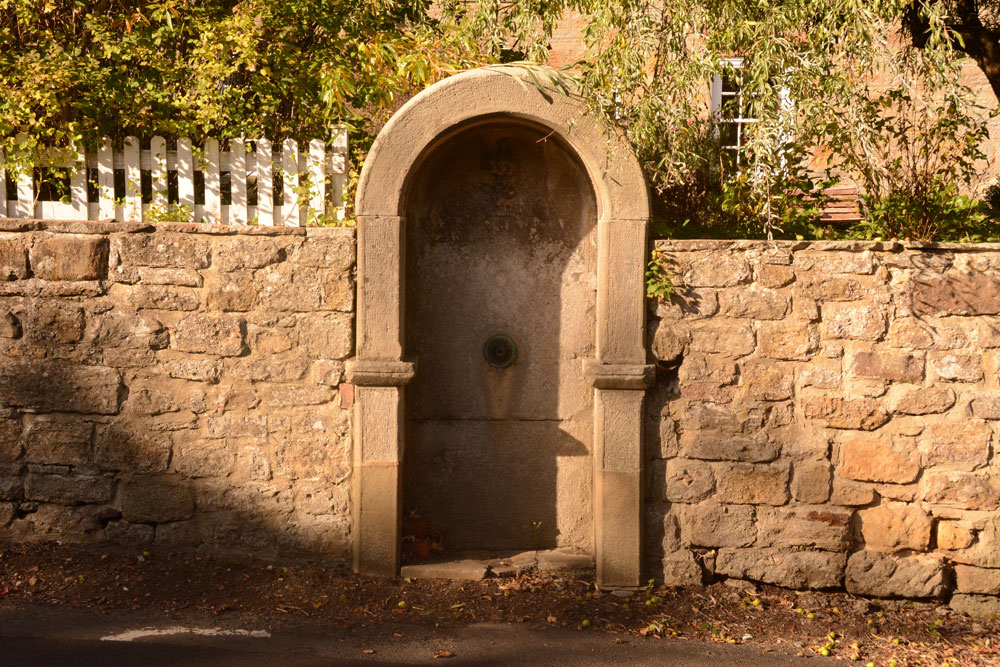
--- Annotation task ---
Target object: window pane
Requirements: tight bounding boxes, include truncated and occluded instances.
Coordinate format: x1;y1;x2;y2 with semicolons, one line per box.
720;121;739;147
719;94;740;120
721;74;741;94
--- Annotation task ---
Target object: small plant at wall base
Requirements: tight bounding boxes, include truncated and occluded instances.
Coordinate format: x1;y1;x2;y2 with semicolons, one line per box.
645;248;675;301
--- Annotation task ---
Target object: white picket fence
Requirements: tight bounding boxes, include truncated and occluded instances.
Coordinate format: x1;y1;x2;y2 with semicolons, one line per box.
0;130;348;226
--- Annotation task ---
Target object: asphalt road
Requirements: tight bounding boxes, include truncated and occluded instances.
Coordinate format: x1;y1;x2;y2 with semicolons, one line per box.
0;602;833;666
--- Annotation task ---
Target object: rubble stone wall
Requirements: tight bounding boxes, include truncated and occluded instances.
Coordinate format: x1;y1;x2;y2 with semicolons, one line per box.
0;219;355;560
647;239;1000;616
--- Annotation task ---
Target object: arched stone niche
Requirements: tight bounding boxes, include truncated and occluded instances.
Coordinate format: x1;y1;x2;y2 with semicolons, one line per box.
345;66;652;588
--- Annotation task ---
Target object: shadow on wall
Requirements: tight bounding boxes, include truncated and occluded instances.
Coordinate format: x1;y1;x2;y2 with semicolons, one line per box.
401;119;598;554
0;226;356;562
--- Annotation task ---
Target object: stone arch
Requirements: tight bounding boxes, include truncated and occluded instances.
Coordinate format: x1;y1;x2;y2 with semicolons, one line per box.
346;66;652;588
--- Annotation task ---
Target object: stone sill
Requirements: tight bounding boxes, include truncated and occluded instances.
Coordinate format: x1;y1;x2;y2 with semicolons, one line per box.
0;217;355;239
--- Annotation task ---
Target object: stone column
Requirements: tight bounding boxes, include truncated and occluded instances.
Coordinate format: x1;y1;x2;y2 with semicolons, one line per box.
590;217;651;589
348;214;413;576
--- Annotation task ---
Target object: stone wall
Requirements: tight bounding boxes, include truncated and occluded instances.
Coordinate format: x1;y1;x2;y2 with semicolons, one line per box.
0;219;355;560
647;239;1000;617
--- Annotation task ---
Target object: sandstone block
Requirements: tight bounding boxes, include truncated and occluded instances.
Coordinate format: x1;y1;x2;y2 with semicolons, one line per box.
664;459;715;503
678;354;737;385
117;476;195;523
921;471;1000;511
95;313;168;350
718;289;789;320
886;318;934;349
205;413;267;440
0;476;22;500
160;355;222;383
791;460;831;503
684;253;751;287
820;302;888;341
205;271;256;311
0;418;21;462
717;548;845;589
949;518;1000;568
802;397;889;431
24;302;85;344
846;551;945;598
258;384;335;409
839;437;919;484
930;353;983;383
955;565;1000;595
125;285;200;311
688;321;755;356
797;275;869;302
112;233;210;269
755;264;794;288
851;350;923;383
757;321;818;360
681;402;765;432
233;356;310;383
740;361;794;401
134;267;203;287
24;473;113;504
30;235;107;281
858;504;932;552
912;272;1000;317
0;238;28;280
919;422;992;471
23;420;93;466
255;265;323;312
970;393;1000;419
937;521;975;550
297;313;353;359
155;520;201;548
757;506;851;551
0;502;13;527
174;315;245;356
950;594;1000;619
797;251;875;275
172;440;237;478
891;387;956;415
105;520;155;545
680;503;755;548
715;462;790;505
320;272;353;311
0;362;121;414
0;309;21;339
661;551;703;586
213;237;287;271
95;422;172;473
681;431;779;463
309;360;345;387
291;234;355;270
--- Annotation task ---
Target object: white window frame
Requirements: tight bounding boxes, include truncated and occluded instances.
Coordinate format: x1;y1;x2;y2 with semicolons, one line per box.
711;58;793;169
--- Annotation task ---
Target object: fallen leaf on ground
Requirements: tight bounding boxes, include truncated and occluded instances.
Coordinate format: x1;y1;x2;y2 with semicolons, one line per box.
434;650;454;659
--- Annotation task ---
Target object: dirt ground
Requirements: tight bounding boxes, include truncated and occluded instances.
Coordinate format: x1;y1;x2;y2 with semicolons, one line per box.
0;542;996;666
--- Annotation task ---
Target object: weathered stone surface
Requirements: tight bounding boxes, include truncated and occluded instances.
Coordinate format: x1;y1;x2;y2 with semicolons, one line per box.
94;312;168;350
858;504;932;552
124;284;201;311
205;271;256;311
820;302;888;341
950;594;1000;619
290;234;354;270
0;476;22;500
955;565;1000;595
718;289;790;320
717;548;846;589
839;437;919;484
112;233;210;269
0;362;121;414
680;503;755;547
918;422;992;471
740;361;794;401
135;267;203;287
0;418;21;462
258;384;335;408
205;413;267;440
105;520;155;545
971;393;1000;419
791;460;831;503
160;354;222;383
802;397;889;431
95;422;172;473
846;552;946;598
664;459;715;502
24;302;85;344
687;321;755;356
937;521;975;550
24;472;113;504
214;237;288;271
172;440;237;478
0;309;21;338
714;463;790;505
661;551;703;586
921;471;1000;510
679;355;738;385
117;477;195;523
297;313;353;359
757;321;818;361
684;253;751;287
173;315;245;356
0;502;13;527
755;264;795;288
23;420;93;466
890;387;956;415
31;235;107;281
912;272;1000;316
851;350;923;383
757;506;851;551
930;352;983;382
0;238;29;280
320;272;353;311
255;265;323;312
681;431;779;463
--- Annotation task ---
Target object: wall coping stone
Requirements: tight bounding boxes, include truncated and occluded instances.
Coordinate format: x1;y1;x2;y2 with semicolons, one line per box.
0;218;355;239
654;238;1000;253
